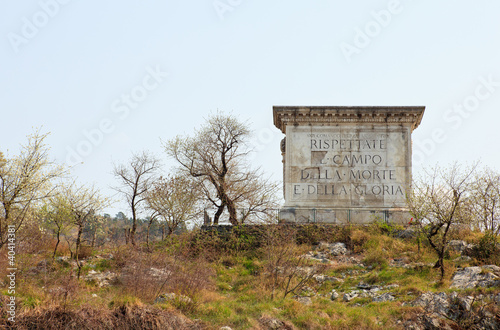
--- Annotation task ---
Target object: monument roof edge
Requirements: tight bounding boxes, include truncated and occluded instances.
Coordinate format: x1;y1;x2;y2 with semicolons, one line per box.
273;106;425;133
272;105;425;111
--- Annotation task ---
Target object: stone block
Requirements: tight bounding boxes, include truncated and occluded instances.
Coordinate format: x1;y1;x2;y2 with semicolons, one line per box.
274;106;424;224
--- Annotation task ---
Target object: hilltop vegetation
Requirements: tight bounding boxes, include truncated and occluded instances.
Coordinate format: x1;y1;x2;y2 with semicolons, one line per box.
1;222;500;329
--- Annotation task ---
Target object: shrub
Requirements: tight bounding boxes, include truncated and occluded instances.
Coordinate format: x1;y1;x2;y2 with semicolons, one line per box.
350;229;370;253
76;245;93;260
471;232;500;263
362;249;389;270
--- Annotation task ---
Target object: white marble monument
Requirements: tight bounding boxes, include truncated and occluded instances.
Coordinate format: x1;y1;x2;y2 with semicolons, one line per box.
273;106;425;224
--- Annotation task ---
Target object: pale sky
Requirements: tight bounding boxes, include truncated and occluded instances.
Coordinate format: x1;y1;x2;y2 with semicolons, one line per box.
1;1;500;216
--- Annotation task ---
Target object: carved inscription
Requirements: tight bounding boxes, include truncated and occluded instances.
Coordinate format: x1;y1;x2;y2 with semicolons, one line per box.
310;136;386;151
290;130;407;206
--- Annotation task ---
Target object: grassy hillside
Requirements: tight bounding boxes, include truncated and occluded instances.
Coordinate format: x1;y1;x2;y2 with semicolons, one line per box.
1;222;499;329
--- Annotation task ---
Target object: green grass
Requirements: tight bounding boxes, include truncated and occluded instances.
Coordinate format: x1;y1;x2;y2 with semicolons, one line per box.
7;225;499;329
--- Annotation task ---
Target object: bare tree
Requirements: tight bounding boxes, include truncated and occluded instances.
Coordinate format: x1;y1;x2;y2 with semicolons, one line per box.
261;225;323;300
39;193;74;259
62;181;108;279
84;213;106;248
144;210;159;250
0;129;65;248
113;151;160;245
407;162;477;280
468;167;500;235
146;174;202;237
235;172;280;224
164;112;279;225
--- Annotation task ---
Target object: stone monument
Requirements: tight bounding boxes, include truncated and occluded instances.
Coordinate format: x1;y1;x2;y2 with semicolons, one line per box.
273;106;425;224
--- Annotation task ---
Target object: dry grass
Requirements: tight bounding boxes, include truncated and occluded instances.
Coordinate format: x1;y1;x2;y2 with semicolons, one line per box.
111;246;215;306
2;224;499;329
0;303;203;330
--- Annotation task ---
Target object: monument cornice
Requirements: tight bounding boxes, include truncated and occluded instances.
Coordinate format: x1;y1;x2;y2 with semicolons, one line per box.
273;106;425;133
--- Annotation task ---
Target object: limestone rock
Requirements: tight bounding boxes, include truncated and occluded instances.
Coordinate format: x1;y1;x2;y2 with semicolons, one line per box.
313;274;342;283
304;251;330;263
328;242;348;256
450;266;500;289
343;292;358;302
259;316;290;330
447;240;476;256
357;282;376;290
422;314;444;330
84;270;117;287
448;240;468;253
56;256;70;262
148;267;172;278
391;257;409;267
414;292;450;316
456;296;474;312
411;291;498;327
155;292;193;305
372;293;395;302
483;265;500;273
330;290;339;301
453;255;472;262
293;296;312;305
315;242;348;256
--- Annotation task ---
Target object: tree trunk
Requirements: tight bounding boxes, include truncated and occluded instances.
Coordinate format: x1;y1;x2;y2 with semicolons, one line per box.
440;262;445;280
65;235;73;259
213;205;225;225
53;230;61;260
91;228;96;248
0;205;10;248
75;223;83;279
146;219;152;250
124;228;129;244
226;200;238;225
433;255;445;280
131;204;137;246
131;222;136;245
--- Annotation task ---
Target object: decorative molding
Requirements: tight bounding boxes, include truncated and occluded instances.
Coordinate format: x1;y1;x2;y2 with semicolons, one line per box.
273;106;425;133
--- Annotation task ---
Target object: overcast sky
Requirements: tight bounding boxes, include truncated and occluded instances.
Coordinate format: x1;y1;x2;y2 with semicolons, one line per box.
1;1;499;217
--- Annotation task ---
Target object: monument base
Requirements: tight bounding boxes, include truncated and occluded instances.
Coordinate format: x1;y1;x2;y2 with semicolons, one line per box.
279;207;411;225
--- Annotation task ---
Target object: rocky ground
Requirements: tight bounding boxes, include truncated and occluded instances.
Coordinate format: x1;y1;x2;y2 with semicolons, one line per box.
72;239;500;329
291;237;500;330
6;226;500;329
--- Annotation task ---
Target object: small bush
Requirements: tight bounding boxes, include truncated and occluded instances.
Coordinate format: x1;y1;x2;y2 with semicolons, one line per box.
362;249;388;270
350;229;370;253
472;232;500;263
76;245;93;260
